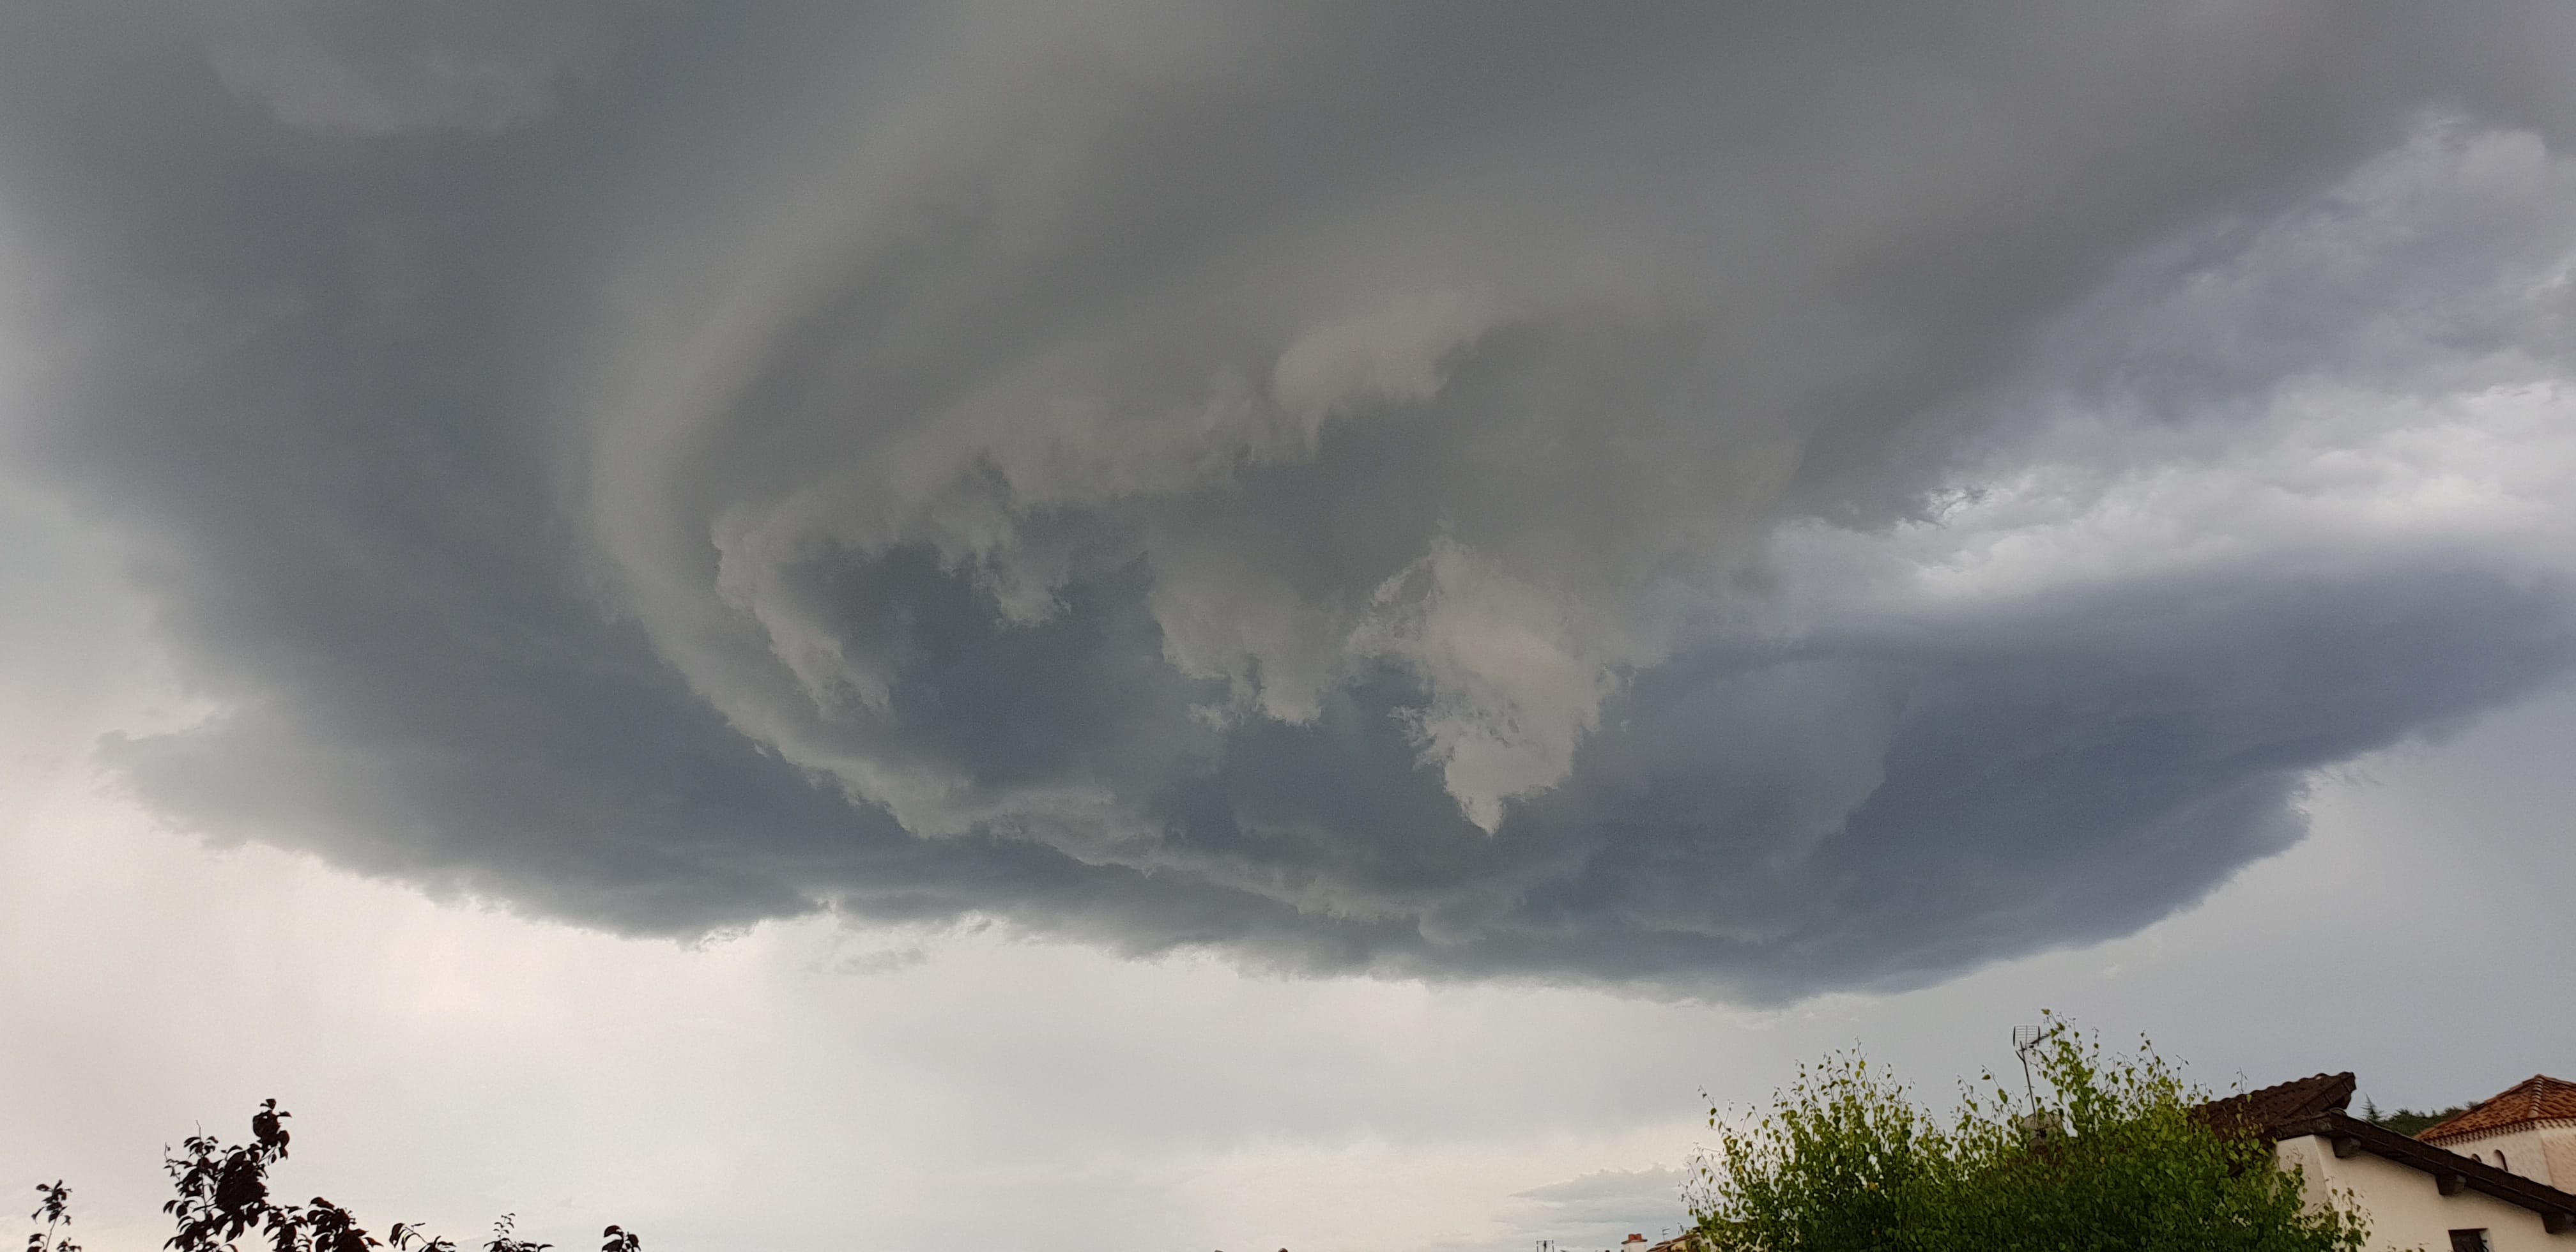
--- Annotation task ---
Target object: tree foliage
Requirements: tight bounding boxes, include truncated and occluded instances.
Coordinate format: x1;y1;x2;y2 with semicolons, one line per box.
25;1102;637;1252
26;1181;77;1252
2363;1103;2472;1139
1687;1015;2369;1252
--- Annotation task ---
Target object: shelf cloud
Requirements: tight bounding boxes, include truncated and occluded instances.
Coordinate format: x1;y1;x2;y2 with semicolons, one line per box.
10;1;2575;998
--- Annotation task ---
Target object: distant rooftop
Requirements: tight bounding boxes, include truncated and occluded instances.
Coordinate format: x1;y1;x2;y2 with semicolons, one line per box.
2419;1075;2576;1143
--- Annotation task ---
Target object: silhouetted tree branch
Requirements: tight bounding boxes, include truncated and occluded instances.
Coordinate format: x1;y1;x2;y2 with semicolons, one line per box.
26;1180;78;1252
26;1102;636;1252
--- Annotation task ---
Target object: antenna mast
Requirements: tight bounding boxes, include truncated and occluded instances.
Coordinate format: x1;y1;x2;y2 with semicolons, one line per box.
2011;1024;2043;1107
2009;1023;2066;1146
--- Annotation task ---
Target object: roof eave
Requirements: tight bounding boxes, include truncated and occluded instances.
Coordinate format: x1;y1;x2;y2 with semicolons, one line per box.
2273;1112;2576;1235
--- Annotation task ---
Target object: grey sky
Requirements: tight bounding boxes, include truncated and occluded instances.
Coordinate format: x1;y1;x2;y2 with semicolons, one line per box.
2;4;2573;1248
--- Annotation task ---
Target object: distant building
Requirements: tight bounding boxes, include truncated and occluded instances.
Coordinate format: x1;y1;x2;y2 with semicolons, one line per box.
2419;1076;2576;1190
2207;1072;2576;1251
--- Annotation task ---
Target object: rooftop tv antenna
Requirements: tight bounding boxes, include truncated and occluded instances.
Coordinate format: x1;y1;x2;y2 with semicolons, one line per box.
2010;1023;2066;1145
2012;1024;2044;1107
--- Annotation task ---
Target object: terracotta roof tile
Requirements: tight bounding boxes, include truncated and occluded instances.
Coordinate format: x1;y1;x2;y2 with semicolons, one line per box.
2419;1075;2576;1142
2196;1072;2355;1136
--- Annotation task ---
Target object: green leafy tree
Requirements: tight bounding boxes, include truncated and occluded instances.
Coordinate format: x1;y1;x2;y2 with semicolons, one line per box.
25;1102;638;1252
2365;1105;2472;1138
1689;1014;2370;1252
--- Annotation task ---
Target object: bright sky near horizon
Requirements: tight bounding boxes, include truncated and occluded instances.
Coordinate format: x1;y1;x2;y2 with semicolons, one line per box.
4;5;2575;1250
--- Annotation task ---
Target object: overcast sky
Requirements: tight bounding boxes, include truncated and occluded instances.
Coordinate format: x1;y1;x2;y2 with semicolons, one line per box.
3;4;2573;1250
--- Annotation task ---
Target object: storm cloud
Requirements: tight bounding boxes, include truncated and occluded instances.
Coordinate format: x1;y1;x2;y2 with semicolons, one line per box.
7;1;2574;998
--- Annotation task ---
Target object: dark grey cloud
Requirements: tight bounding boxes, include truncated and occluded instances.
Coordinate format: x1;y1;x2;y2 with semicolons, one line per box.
8;1;2576;998
198;0;601;138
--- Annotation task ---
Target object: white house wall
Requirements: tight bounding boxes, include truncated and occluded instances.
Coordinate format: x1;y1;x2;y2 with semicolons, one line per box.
2430;1124;2576;1191
2278;1133;2570;1252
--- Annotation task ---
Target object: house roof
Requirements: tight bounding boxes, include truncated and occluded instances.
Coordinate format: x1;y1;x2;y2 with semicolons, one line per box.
2421;1076;2576;1143
2198;1072;2358;1137
2196;1074;2576;1234
2260;1110;2576;1234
